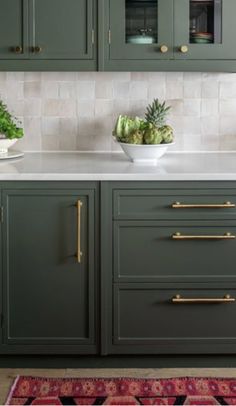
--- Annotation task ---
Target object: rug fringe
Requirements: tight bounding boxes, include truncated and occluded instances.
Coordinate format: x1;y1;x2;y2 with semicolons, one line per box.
5;375;20;405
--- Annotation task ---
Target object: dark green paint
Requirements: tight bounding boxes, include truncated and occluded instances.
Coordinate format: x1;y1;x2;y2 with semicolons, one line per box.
113;188;236;220
112;283;236;354
0;182;98;355
109;0;173;61
114;220;236;282
30;0;94;60
1;0;236;71
0;0;29;60
174;0;236;60
1;180;236;359
0;0;96;70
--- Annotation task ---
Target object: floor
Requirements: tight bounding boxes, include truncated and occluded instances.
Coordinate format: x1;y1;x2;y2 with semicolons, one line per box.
2;368;236;404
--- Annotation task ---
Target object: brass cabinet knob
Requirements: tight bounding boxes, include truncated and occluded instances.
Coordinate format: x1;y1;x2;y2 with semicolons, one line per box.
13;46;23;54
35;46;42;53
31;46;42;53
160;45;169;53
180;45;189;53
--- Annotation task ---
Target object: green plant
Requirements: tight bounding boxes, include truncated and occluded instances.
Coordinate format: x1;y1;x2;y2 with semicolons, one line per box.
0;100;24;139
145;98;171;128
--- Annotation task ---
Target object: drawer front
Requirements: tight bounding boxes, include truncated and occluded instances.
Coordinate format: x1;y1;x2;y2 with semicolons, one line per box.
114;221;236;281
113;284;236;353
113;189;236;220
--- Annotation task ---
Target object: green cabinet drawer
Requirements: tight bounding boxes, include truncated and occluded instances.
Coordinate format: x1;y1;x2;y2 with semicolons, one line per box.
114;221;236;281
113;189;236;220
113;284;236;354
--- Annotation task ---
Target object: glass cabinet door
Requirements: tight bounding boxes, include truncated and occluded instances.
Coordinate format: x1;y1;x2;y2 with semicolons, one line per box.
109;0;173;60
174;0;236;59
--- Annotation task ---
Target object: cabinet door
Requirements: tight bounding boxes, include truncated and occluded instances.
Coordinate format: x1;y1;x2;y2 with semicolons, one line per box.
174;0;236;60
2;189;96;353
0;0;29;59
109;0;173;60
30;0;94;60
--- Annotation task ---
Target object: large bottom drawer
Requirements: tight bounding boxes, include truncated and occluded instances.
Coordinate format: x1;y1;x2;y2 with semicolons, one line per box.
112;284;236;354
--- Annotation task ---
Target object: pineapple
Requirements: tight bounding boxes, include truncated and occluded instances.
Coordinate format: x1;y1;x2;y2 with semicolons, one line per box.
145;98;171;128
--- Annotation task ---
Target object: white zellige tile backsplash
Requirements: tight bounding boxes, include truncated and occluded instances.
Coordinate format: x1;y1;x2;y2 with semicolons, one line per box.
1;71;236;152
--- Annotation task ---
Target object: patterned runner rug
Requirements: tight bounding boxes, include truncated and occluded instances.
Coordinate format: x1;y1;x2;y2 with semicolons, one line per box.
6;376;236;405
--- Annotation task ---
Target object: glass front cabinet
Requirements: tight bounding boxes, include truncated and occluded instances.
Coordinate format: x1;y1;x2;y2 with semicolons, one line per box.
102;0;236;70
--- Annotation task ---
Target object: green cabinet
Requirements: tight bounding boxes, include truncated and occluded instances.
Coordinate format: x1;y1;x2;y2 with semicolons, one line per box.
101;181;236;355
0;183;98;354
0;0;28;60
0;0;96;70
101;0;236;71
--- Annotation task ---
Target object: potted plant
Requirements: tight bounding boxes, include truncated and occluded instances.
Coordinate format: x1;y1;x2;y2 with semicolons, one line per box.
113;99;174;163
0;100;24;154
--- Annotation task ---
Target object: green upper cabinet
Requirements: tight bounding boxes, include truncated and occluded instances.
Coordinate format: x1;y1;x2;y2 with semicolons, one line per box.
0;0;29;60
1;184;98;354
101;0;236;71
108;0;173;60
30;0;94;60
0;0;96;70
174;0;236;60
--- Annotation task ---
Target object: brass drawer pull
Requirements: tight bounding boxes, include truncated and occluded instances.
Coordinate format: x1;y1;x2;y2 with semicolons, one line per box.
172;201;235;209
172;232;235;240
172;294;235;304
76;200;83;263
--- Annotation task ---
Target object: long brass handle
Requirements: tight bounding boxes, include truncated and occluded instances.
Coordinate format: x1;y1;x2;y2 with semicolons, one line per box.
172;232;235;240
172;294;235;304
172;201;235;209
77;200;83;263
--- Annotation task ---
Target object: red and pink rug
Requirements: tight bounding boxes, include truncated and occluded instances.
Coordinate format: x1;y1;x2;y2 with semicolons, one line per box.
6;376;236;405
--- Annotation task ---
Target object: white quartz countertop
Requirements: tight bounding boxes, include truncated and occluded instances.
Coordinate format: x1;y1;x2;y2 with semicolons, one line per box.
0;151;236;181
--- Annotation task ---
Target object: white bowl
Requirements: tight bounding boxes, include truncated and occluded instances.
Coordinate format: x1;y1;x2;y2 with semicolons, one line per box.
118;141;174;164
0;138;18;154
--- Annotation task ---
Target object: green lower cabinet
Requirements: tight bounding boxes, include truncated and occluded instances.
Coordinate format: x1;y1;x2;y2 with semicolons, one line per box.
101;181;236;356
1;184;98;354
112;284;236;354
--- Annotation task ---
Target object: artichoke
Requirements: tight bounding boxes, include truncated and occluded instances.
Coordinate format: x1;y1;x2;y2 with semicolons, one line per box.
113;115;146;142
144;126;163;145
159;125;174;144
125;130;144;144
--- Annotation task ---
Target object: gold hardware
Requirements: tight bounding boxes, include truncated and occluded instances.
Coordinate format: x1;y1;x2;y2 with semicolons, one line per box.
108;29;111;44
180;45;189;53
172;232;236;240
92;29;95;45
34;46;42;53
160;45;168;53
172;294;235;303
76;200;83;263
172;201;235;209
13;46;23;54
